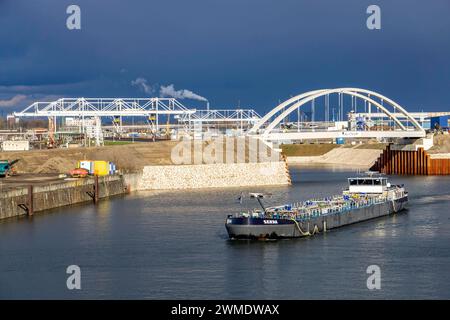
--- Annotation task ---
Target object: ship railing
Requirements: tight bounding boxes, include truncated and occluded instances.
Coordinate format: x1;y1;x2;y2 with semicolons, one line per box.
238;194;390;221
293;196;388;221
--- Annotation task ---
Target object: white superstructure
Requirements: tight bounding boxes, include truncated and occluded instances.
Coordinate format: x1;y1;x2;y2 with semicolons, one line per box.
347;176;388;194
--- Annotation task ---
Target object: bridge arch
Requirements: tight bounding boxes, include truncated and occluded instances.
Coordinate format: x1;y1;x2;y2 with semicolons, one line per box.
250;88;424;137
249;89;327;133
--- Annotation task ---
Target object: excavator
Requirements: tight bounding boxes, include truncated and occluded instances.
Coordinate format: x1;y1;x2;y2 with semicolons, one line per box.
0;159;20;178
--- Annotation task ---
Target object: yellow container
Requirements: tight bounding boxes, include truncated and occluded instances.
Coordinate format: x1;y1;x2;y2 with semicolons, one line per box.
93;160;109;176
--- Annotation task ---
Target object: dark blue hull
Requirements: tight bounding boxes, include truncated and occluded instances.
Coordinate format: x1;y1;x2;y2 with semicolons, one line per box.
225;217;294;239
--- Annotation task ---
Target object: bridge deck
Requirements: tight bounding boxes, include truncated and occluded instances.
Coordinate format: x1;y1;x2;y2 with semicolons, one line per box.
254;130;426;141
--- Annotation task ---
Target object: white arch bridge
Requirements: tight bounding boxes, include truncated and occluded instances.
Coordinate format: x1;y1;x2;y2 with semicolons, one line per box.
248;88;426;141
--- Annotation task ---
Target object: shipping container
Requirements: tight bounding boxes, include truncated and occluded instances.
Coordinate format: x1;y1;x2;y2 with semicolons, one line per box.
430;116;449;130
78;160;116;176
108;162;117;175
355;117;365;131
77;160;94;174
93;160;109;176
336;137;345;145
1;140;30;151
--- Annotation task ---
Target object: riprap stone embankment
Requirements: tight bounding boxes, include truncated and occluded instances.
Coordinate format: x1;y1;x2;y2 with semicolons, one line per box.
137;161;291;190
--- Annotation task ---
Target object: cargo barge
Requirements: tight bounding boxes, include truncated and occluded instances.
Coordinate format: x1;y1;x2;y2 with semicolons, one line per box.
225;174;408;239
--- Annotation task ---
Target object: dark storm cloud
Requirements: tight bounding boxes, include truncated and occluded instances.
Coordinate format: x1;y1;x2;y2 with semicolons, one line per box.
0;0;450;112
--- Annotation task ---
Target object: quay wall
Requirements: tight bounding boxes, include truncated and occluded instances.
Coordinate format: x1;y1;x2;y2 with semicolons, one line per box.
0;176;127;220
1;161;291;220
138;161;291;190
122;172;143;192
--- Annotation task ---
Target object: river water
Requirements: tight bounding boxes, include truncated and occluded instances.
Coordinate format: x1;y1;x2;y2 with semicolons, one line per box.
1;166;449;299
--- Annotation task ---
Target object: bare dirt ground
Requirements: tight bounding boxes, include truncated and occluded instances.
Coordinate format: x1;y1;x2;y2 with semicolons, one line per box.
282;141;390;168
281;142;388;157
354;143;388;150
0;141;179;174
428;134;450;154
281;144;339;156
0;138;282;174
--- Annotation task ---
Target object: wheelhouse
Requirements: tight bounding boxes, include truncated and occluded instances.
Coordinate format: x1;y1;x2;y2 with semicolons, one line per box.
347;176;389;194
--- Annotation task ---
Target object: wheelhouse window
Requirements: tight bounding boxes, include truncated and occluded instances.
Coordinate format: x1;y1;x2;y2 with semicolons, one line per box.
349;178;383;186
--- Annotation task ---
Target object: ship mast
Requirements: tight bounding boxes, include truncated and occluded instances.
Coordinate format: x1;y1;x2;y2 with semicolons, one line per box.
249;193;267;213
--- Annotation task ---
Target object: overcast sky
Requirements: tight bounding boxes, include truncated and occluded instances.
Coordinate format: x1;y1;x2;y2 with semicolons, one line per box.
0;0;450;114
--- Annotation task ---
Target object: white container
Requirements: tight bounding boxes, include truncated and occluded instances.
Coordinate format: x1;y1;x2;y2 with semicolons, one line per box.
1;140;30;151
78;160;94;174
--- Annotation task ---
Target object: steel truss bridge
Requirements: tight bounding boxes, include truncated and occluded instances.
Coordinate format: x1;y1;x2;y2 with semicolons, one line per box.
13;97;261;128
180;109;261;128
248;88;427;141
14;97;195;118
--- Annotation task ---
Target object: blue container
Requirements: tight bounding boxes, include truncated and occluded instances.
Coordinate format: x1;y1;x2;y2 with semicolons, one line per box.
108;162;117;175
356;117;365;131
336;137;345;144
430;116;449;129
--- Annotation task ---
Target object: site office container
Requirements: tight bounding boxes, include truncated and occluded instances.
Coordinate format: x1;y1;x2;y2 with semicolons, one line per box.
77;160;117;176
109;162;116;175
430;116;449;129
93;161;109;176
1;140;30;151
77;160;94;174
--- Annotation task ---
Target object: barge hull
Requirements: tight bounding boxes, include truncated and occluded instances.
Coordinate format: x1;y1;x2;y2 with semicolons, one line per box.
226;196;407;239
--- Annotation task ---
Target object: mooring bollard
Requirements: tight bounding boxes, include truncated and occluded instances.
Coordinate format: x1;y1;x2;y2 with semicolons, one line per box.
94;175;99;204
86;176;100;204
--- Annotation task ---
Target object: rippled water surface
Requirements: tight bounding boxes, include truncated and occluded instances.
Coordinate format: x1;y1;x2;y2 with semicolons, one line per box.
1;167;450;299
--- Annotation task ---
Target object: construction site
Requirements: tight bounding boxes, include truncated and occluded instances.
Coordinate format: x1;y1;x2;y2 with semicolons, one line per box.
1;90;450;173
1;88;450;220
1;98;261;148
